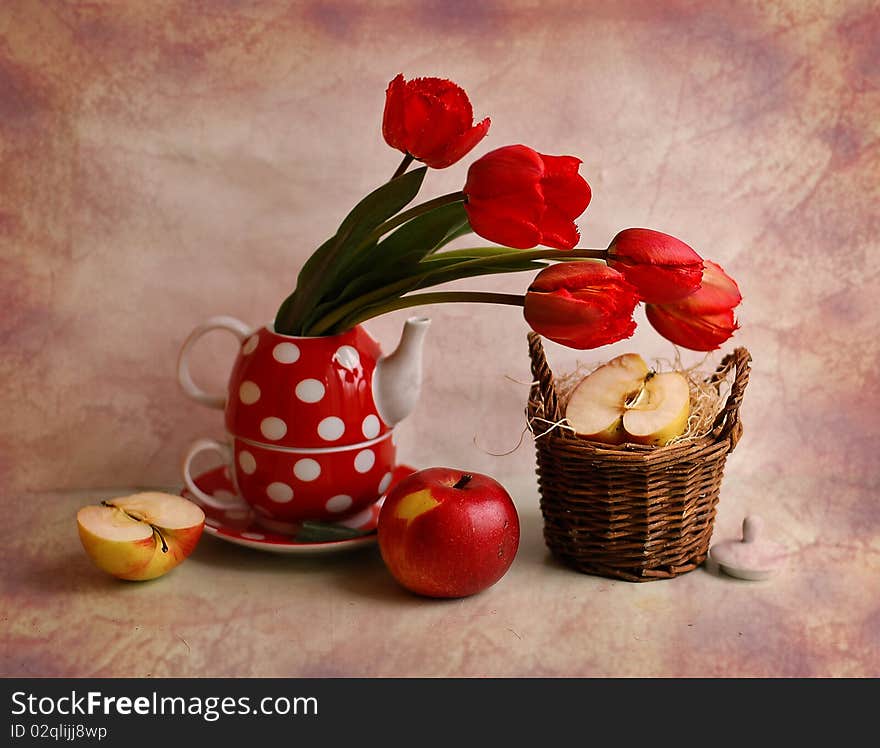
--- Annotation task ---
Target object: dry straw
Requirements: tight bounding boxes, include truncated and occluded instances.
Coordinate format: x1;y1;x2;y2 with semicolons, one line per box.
526;332;751;582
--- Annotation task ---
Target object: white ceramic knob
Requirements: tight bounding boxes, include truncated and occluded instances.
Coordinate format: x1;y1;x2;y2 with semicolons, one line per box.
709;515;786;581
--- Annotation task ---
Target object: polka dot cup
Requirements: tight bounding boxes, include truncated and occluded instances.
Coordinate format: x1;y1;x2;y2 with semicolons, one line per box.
182;434;397;528
178;315;429;530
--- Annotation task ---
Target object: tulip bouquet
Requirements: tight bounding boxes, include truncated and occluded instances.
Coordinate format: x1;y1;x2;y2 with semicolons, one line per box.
273;74;741;351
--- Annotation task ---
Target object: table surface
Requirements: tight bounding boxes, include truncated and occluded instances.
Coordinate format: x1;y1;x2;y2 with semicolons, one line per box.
4;479;878;678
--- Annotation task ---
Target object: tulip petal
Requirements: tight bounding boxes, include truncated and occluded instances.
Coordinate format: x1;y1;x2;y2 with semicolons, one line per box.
679;260;742;313
524;262;640;349
536;203;580;249
607;228;705;304
614;263;703;305
465;201;542;248
408;102;468;161
423;117;490;169
525;290;637;349
464;145;545;199
383;74;488;169
408;76;474;128
539;154;583;177
401;92;434;148
539;155;592;218
382;74;408;152
646;303;738;351
463;145;592;251
541;171;592;219
528;261;628;292
465;182;545;225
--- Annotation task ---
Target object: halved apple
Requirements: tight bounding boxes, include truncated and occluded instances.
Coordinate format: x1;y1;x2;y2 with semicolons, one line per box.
565;355;690;446
564;353;650;443
622;371;690;446
77;492;205;581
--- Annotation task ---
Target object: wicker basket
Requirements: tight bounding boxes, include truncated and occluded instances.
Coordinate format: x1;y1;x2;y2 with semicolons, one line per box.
527;332;751;582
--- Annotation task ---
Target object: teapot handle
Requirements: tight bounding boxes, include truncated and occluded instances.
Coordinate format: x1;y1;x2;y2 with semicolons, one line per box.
177;316;252;409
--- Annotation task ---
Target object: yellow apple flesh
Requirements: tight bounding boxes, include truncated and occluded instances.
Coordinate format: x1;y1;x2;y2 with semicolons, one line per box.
622;371;691;446
77;492;205;581
564;353;650;443
565;355;691;446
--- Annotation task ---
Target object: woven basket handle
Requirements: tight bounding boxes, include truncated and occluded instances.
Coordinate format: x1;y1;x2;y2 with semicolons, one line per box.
708;346;751;452
527;332;561;425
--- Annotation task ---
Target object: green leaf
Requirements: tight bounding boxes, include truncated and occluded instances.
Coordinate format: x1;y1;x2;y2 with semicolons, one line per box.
377;202;470;265
431;220;473;252
322;202;471;306
336;167;428;250
287;235;344;308
295;521;374;543
303;272;424;334
280;168;428;332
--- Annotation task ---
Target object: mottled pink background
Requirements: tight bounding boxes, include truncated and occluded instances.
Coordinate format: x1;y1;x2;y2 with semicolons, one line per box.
2;1;878;677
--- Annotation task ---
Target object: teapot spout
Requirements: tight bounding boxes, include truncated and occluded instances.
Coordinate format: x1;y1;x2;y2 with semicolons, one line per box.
372;317;431;427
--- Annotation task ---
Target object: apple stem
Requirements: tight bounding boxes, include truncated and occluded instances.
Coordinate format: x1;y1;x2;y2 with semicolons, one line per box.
453;474;473;490
152;526;169;553
101;500;168;553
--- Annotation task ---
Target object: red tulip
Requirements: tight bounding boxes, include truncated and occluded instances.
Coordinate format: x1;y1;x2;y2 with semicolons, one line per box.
607;228;704;304
382;74;490;169
524;262;639;349
646;260;742;351
463;145;592;250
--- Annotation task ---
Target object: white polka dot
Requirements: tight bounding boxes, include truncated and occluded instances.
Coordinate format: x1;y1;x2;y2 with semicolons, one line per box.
334;345;360;370
213;490;238;504
260;417;287;440
295;378;325;403
317;416;345;441
242;335;259;355
240;532;265;540
238;450;256;474
239;380;261;404
354;449;375;473
267;482;294;503
362;414;380;439
325;494;353;513
224;508;250;521
273;342;301;364
378;472;393;494
293;458;321;482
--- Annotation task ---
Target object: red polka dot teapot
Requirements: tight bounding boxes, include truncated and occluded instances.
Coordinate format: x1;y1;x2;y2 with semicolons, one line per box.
177;315;430;532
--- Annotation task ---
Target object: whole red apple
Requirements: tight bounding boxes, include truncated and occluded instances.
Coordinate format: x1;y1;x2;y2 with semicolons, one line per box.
377;467;520;598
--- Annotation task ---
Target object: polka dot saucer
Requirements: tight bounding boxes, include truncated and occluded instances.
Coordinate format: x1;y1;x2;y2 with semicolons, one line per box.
182;464;416;554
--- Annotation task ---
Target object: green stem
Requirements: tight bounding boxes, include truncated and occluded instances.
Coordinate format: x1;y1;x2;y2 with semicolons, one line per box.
346;291;525;328
306;276;423;336
306;247;608;336
391;153;414;180
419;247;607;270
